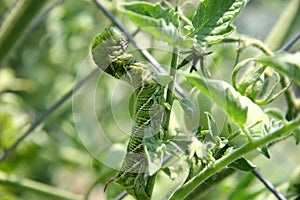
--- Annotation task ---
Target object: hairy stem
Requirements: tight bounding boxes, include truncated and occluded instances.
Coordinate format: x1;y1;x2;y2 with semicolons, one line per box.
164;47;179;135
222;37;273;56
170;120;300;199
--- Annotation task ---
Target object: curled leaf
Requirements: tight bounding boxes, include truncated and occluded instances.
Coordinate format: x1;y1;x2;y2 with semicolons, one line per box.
183;73;269;137
179;98;196;118
256;52;300;86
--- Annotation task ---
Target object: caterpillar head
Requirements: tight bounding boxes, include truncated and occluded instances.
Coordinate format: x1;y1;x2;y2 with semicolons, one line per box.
92;27;128;71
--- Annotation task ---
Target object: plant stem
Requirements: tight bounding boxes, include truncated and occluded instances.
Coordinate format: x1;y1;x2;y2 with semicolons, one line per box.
222;37;273;56
0;0;48;65
163;47;179;136
170;120;300;199
0;171;83;200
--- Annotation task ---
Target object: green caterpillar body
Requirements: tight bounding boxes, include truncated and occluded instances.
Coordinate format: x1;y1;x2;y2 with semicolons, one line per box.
92;27;165;199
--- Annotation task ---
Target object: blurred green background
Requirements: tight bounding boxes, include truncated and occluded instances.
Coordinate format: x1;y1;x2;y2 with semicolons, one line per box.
0;0;299;199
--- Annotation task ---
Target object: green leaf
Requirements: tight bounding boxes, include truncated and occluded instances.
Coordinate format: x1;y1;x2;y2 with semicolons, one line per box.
258;145;270;159
264;107;285;120
183;73;269;137
121;2;195;48
161;167;172;178
191;0;248;45
256;52;300;86
227;124;233;135
179;98;196;118
224;88;248;126
123;2;179;27
215;137;228;149
205;112;219;138
238;66;266;95
228;157;256;171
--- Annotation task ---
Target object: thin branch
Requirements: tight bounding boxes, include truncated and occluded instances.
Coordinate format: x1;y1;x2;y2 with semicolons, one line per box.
252;169;287;200
0;68;99;163
279;31;300;52
115;191;128;200
92;0;187;98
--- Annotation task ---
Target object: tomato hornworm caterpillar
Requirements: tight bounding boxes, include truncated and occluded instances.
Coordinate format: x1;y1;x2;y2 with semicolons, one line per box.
92;27;166;199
